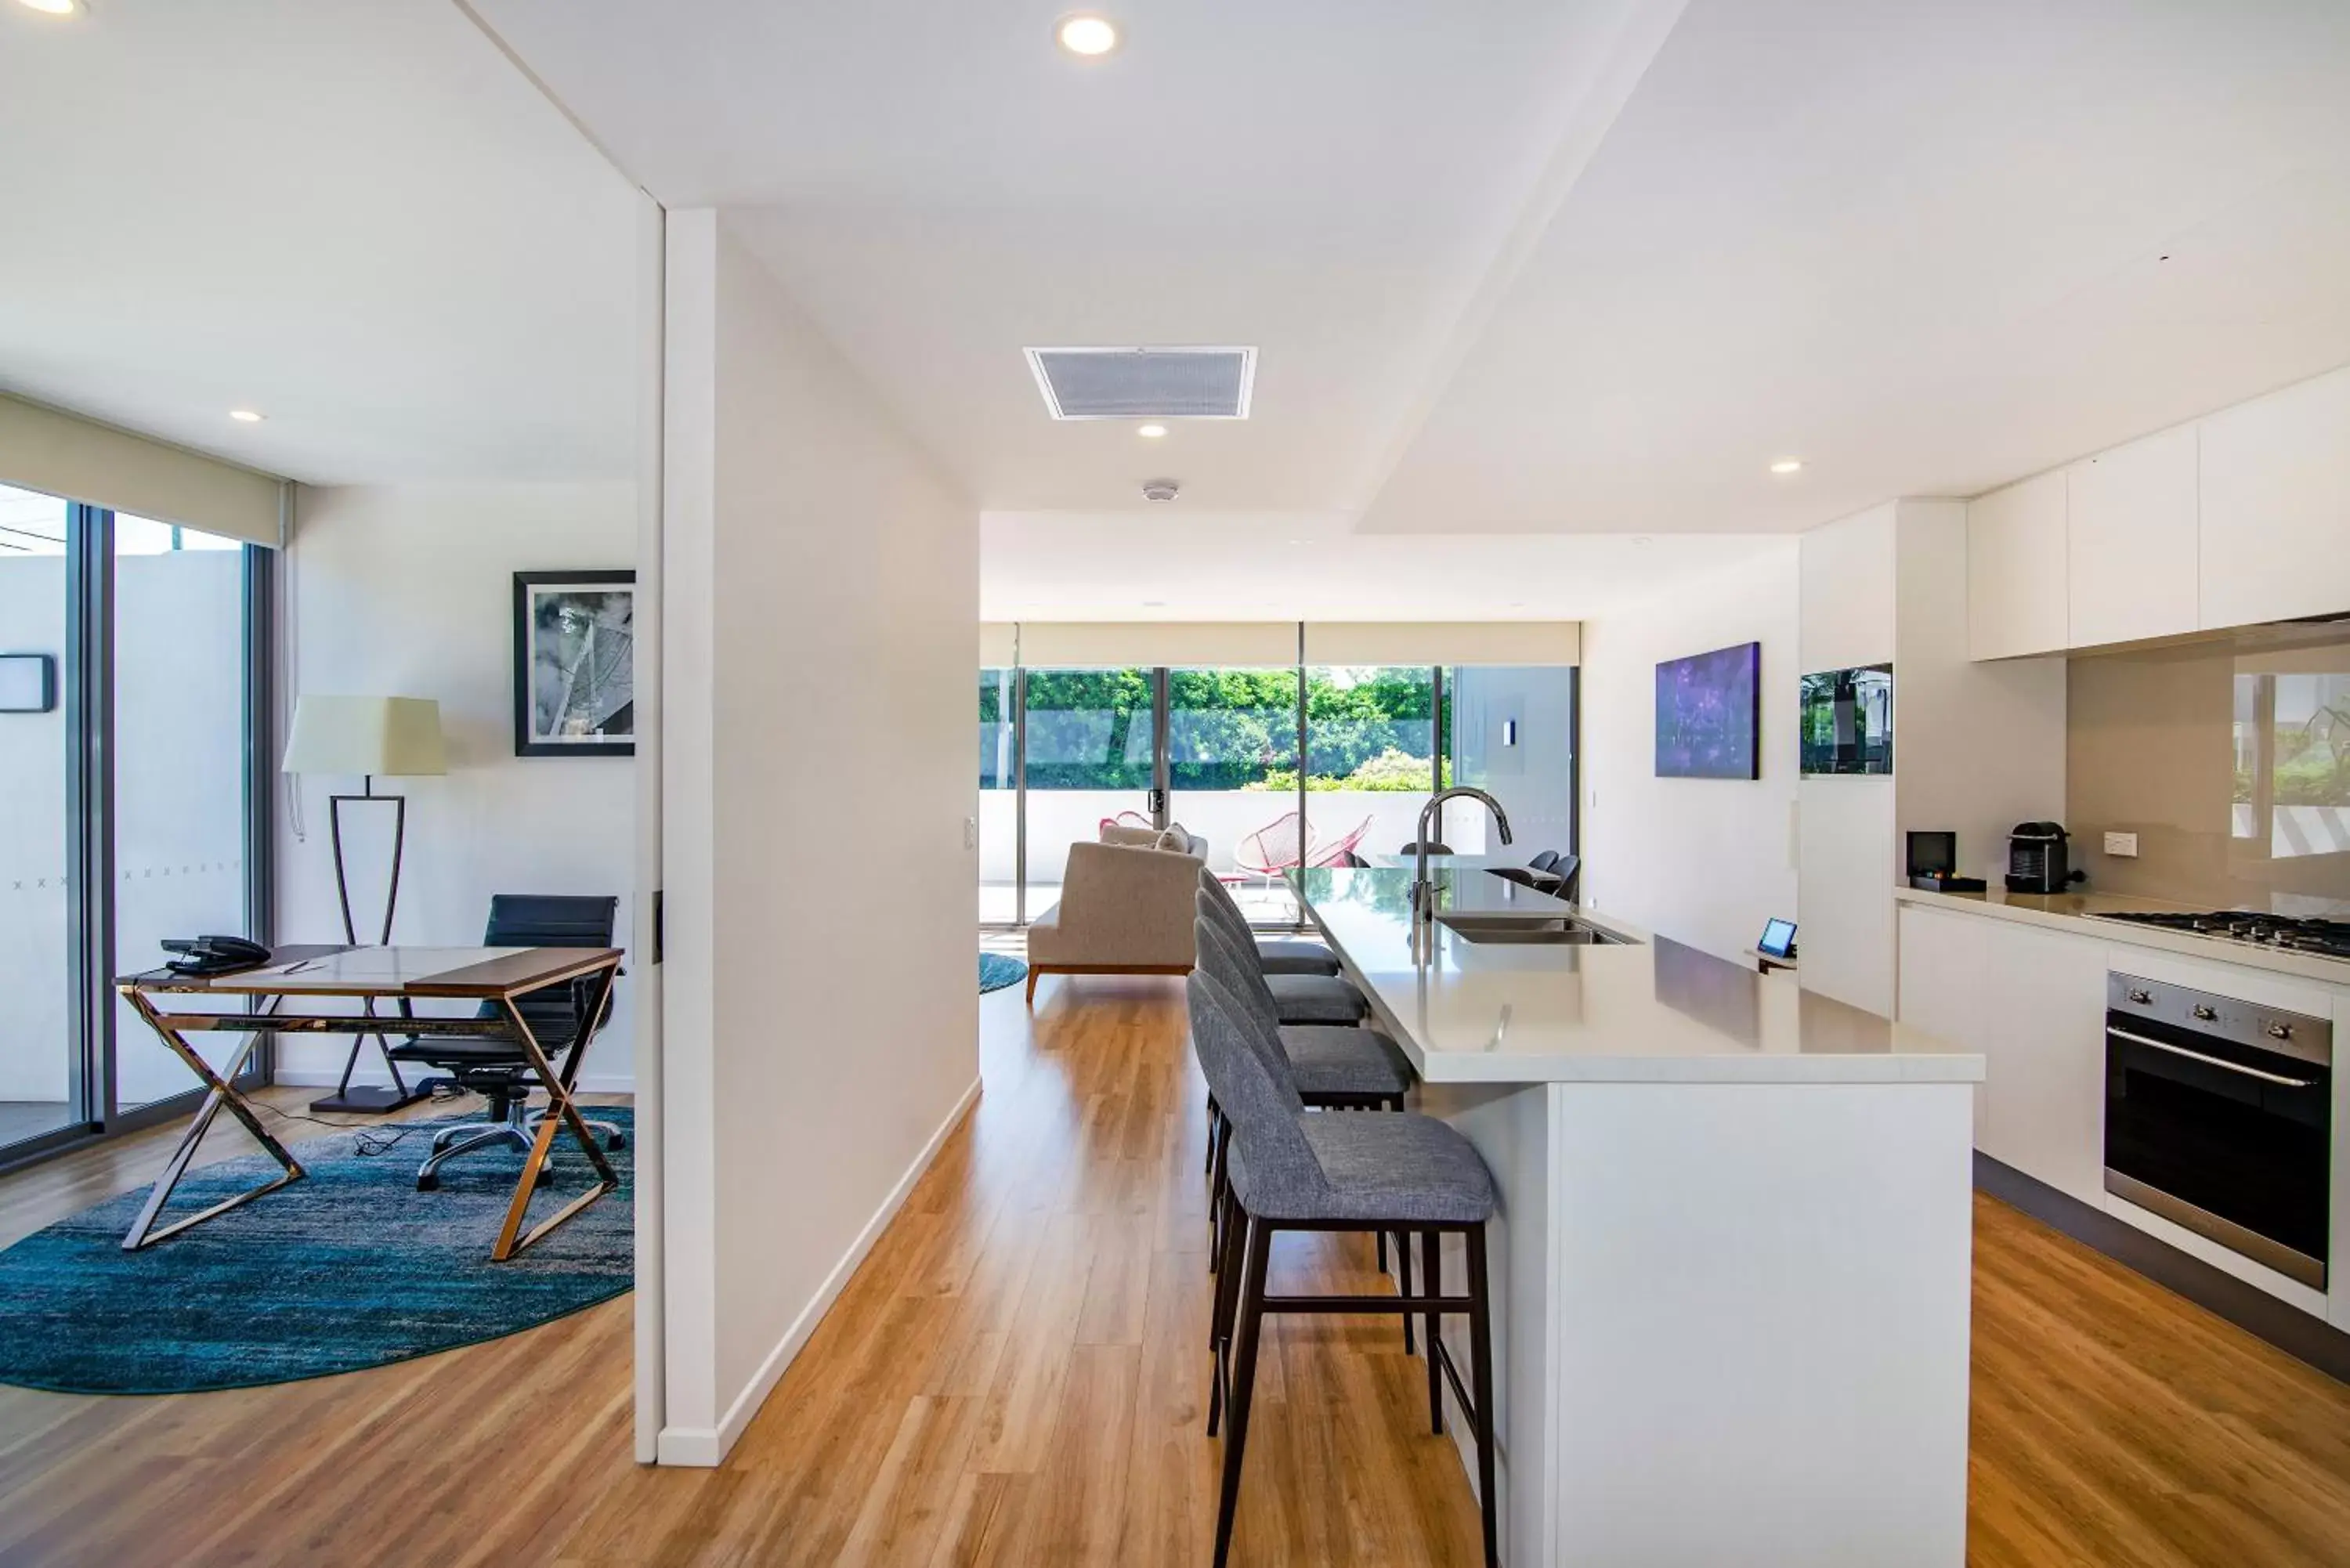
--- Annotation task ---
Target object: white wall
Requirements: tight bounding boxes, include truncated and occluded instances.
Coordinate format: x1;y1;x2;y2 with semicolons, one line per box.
1798;505;1900;1014
660;209;979;1462
278;482;637;1089
1579;541;1801;963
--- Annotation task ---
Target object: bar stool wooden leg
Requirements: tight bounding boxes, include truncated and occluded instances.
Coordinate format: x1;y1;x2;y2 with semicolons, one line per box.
1207;1115;1232;1269
1423;1229;1444;1434
1398;1226;1416;1354
1214;1215;1273;1568
1466;1223;1499;1568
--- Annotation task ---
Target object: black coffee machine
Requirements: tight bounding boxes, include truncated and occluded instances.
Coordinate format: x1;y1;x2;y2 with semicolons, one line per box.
2005;822;2083;894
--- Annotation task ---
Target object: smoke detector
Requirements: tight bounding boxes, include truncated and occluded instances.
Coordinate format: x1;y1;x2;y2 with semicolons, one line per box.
1141;479;1180;503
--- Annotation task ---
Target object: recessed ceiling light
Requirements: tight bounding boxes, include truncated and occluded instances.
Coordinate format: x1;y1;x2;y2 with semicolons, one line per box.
229;409;265;423
16;0;79;14
1056;13;1118;56
1137;423;1167;439
1769;457;1803;475
1141;600;1166;608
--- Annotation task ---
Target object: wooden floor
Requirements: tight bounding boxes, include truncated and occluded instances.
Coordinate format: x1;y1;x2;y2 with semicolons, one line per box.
2;978;2348;1566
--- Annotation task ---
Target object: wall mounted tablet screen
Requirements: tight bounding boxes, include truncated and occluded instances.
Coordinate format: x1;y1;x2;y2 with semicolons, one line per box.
0;653;56;713
1758;917;1796;958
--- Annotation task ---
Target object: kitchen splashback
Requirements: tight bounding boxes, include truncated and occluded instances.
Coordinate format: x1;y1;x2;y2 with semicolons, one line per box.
2067;624;2350;916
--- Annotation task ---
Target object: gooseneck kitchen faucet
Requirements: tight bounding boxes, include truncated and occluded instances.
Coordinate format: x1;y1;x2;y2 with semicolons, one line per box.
1412;786;1513;926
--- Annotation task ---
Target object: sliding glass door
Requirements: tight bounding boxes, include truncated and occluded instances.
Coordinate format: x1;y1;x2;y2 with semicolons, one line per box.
1168;666;1300;923
111;516;255;1107
0;486;78;1151
1019;666;1153;919
978;654;1576;930
1449;665;1578;869
978;666;1020;925
1304;664;1438;868
0;486;268;1169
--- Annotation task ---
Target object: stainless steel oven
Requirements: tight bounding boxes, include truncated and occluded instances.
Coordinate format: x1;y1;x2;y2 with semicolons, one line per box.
2103;972;2332;1290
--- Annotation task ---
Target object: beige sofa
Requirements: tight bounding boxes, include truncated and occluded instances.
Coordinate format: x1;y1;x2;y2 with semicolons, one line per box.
1025;832;1207;1002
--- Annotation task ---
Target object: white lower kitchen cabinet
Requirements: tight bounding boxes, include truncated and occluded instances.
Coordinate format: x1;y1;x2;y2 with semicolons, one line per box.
1899;904;2108;1203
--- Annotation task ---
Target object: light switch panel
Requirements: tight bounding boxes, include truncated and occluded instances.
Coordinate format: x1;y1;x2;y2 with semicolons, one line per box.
2103;830;2139;858
964;815;978;850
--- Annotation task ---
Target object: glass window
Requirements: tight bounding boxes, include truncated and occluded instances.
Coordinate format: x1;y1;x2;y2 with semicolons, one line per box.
0;486;78;1151
979;666;1019;924
1303;664;1436;869
1450;665;1578;873
1169;667;1300;923
1019;667;1152;914
111;516;251;1108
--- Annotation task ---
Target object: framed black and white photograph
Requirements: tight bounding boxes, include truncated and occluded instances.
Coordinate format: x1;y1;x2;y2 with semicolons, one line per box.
512;570;635;757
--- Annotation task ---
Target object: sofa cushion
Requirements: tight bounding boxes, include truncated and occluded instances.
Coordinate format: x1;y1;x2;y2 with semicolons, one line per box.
1099;823;1162;847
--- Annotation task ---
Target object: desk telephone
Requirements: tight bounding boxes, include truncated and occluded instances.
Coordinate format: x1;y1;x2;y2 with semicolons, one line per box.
163;935;271;976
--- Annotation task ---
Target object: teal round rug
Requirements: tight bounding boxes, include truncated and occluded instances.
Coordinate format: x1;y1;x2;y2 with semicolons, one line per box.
0;1108;632;1395
979;952;1028;994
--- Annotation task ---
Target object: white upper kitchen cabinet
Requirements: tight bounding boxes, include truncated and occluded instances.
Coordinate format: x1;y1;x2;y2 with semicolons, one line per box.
1967;469;2068;660
2066;424;2199;648
2198;364;2350;631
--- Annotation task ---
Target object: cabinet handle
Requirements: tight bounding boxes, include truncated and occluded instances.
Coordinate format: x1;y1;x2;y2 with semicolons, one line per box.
2107;1028;2314;1089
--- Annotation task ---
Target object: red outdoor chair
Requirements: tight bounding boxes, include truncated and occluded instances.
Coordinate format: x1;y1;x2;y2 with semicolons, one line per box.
1234;811;1307;883
1303;815;1373;869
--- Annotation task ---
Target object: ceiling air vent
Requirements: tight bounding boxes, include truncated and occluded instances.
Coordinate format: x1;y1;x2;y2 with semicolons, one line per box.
1025;346;1256;421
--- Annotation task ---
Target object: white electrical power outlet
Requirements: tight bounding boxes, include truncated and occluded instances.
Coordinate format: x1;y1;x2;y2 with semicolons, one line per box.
2103;830;2139;858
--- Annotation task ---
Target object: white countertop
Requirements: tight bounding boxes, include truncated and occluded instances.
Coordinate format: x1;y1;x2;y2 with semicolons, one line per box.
1292;865;1983;1086
1893;885;2350;985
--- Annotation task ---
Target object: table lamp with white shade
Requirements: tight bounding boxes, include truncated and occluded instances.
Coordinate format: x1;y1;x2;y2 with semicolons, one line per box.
280;695;446;1111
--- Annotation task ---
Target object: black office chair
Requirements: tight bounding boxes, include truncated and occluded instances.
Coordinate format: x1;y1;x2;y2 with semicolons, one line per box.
1396;841;1452;856
1549;853;1581;901
1528;850;1560;874
388;894;623;1192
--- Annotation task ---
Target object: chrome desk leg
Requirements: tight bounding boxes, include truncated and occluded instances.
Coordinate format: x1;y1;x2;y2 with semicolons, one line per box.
490;963;621;1261
119;988;306;1251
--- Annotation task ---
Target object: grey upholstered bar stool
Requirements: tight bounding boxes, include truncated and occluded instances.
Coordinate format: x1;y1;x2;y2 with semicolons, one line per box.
1196;868;1366;1023
1187;969;1499;1568
1194;907;1419;1296
1199;866;1340;975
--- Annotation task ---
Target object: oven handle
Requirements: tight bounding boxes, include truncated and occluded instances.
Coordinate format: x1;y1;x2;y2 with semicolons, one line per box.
2107;1026;2317;1089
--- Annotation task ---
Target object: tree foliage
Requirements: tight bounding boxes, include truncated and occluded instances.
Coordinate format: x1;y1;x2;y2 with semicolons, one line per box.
985;665;1444;791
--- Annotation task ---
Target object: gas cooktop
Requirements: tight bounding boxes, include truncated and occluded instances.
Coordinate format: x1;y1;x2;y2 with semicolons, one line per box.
2091;909;2350;962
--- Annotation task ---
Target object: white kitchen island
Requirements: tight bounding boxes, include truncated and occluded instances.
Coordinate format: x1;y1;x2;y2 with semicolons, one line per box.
1292;863;1985;1568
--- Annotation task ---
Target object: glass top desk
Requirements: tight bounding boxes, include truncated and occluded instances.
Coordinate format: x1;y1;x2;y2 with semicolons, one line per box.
115;945;624;1259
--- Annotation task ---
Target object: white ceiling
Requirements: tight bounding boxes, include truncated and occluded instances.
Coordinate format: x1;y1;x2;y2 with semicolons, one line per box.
473;0;2350;549
980;512;1780;621
4;0;2347;620
473;0;1684;516
1362;0;2350;534
0;0;641;485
